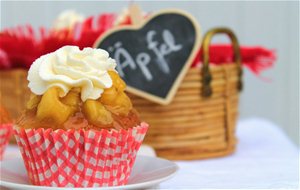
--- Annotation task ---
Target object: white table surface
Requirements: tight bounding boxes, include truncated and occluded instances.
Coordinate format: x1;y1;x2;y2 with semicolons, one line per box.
1;118;299;189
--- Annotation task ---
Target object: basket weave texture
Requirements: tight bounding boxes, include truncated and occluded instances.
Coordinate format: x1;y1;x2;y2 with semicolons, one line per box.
129;64;240;160
0;69;30;119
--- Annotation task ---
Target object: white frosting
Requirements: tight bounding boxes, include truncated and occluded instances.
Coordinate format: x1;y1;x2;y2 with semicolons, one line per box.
53;10;85;30
28;46;117;102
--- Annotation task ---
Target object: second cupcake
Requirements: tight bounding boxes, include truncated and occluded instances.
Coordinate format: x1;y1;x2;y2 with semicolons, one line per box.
0;105;13;160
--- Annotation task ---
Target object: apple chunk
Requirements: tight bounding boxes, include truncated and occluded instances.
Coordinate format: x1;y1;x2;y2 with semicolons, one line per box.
83;100;113;125
26;94;41;110
108;71;126;91
36;87;75;125
105;92;132;116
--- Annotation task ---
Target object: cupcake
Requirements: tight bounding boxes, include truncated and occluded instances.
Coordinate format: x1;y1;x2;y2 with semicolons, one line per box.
0;104;13;160
14;46;148;187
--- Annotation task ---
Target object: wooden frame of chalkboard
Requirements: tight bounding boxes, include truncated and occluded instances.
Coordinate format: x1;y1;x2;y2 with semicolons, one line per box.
94;9;201;105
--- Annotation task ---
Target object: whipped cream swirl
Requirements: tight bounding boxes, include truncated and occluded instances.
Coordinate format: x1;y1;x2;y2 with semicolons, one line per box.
28;46;117;102
53;10;85;30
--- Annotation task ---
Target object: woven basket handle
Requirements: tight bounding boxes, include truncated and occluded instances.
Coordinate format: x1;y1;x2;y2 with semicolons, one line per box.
201;27;243;97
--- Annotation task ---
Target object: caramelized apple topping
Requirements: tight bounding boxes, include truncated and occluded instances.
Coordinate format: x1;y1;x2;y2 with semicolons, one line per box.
27;71;135;129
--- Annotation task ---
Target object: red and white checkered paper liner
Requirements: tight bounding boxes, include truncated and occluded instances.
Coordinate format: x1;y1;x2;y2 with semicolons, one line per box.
14;122;148;187
0;123;13;160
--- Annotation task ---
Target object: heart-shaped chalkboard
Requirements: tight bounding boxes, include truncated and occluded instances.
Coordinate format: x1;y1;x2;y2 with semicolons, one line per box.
94;9;201;105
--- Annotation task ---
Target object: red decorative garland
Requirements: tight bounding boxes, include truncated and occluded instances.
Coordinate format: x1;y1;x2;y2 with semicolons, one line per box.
0;13;276;75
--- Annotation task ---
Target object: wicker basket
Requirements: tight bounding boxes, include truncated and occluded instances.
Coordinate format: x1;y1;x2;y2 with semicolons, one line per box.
0;69;30;119
128;28;243;160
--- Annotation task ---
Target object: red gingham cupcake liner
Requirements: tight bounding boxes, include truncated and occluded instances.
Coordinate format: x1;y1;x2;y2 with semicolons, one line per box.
14;122;148;187
0;123;13;160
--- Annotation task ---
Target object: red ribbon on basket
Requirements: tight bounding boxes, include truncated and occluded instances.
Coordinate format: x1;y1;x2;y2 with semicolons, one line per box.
0;13;276;76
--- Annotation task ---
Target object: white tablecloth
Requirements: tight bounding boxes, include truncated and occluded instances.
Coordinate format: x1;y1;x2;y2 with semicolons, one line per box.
2;118;299;189
160;118;299;189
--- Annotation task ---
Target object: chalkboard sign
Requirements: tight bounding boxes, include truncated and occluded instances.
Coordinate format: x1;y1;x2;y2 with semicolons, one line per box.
94;9;201;105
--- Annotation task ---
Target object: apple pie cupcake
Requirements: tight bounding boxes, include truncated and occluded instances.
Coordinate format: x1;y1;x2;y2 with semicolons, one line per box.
14;46;148;187
0;105;13;160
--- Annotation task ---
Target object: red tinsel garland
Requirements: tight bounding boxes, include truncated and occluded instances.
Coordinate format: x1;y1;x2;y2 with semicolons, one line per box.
0;13;276;75
0;25;42;69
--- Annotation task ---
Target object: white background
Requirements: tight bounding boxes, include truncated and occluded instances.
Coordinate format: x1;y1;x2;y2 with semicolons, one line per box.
1;1;299;145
